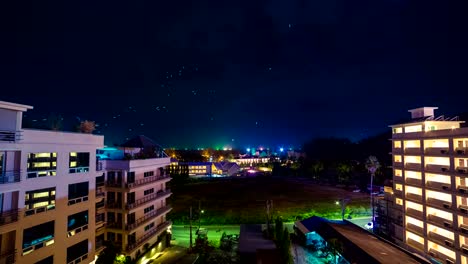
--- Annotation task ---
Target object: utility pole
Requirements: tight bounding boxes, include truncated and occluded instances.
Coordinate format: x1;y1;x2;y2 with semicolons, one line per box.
198;200;201;230
265;200;272;237
189;206;193;251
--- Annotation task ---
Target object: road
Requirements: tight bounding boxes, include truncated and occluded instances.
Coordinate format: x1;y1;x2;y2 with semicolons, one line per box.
171;225;241;248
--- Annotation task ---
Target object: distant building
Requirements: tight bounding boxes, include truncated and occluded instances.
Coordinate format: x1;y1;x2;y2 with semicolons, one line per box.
171;161;240;176
233;157;270;166
387;107;468;264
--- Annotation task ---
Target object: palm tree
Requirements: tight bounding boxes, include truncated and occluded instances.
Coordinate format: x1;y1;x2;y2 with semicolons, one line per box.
365;156;381;228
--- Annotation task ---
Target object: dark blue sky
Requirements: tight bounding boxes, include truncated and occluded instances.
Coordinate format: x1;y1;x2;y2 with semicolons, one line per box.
1;0;467;148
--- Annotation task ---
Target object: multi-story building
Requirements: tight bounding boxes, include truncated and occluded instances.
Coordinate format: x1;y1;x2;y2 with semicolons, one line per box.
0;100;104;264
390;106;468;264
97;136;172;260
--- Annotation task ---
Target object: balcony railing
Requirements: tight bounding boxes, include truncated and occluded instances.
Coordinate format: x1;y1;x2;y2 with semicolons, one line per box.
0;209;19;226
22;236;54;256
126;189;171;210
425;164;451;173
69;166;89;174
428;232;454;248
406;223;424;235
107;222;123;230
96;200;105;209
407;238;424;251
427;198;452;210
460;224;468;234
126;221;171;252
405;193;422;202
0;130;21;142
460;205;468;214
457;167;468;174
404;148;422;155
406;208;423;219
427;181;451;191
67;253;88;264
427;214;452;227
405;178;422;186
0;249;16;263
25;204;55;217
27;170;56;179
405;163;421;170
428;248;455;264
95;240;105;251
68;196;88;206
67;224;89;237
126;175;170;189
0;170;21;184
455;148;468;156
106;202;123;210
425;147;450;156
126;206;172;231
96;161;104;171
106;181;123;188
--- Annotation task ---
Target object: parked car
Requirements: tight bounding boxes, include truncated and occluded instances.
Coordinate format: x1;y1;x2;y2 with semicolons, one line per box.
364;222;373;230
352;188;361;193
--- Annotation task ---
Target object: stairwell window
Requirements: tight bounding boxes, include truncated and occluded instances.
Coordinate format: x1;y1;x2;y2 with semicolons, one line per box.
144;171;154;178
144;205;154;214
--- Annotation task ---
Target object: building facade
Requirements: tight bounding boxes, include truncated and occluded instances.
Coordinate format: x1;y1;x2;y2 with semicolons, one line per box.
390;107;468;264
0;101;104;264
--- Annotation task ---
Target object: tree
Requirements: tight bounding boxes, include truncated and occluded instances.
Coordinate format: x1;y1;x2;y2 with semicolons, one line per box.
309;161;324;180
281;228;293;264
79;120;96;133
336;162;353;184
274;217;284;243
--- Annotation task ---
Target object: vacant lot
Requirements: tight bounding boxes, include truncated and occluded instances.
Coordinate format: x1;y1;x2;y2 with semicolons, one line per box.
168;177;371;225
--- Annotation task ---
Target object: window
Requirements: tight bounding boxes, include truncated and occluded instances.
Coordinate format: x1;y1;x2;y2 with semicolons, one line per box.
127;171;135;183
67;210;89;237
68;182;89;205
25;187;56;216
144;171;154;178
66;239;88;263
396;198;403;205
127;192;135;204
144;222;155;231
144;188;154;195
23;221;55;252
27;153;57;178
144;205;154;214
35;255;54;264
69;152;90;173
393;141;401;148
393;127;403;134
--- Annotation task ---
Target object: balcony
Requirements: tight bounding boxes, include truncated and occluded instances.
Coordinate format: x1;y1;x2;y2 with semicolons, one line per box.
427;181;451;191
0;170;21;184
455;148;468;156
126;206;172;231
95;240;105;252
67;224;89;238
405;148;422;155
428;232;454;248
460;205;468;214
126;189;171;210
458;185;468;194
126;221;171;252
406;223;424;235
0;130;21;142
96;200;105;210
24;204;55;217
406;208;423;219
0;209;19;226
407;238;424;251
425;164;451;173
405;178;422;186
405;193;422;202
405;163;421;171
427;214;452;227
106;181;123;188
427;198;452;210
425;147;450;156
457;166;468;174
95;187;105;200
67;253;88;264
22;236;54;256
0;249;16;263
107;222;123;230
68;196;88;206
428;248;455;264
126;175;171;189
460;224;468;234
106;202;123;210
393;161;403;168
96;161;104;172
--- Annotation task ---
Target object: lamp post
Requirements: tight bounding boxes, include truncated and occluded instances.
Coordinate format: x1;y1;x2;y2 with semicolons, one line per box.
366;156;380;231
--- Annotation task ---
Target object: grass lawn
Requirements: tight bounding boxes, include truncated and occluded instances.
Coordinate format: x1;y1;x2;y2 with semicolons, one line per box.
168;177;371;225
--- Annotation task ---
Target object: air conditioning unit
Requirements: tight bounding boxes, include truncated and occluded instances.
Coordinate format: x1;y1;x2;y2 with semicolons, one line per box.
462;246;468;254
461;207;468;214
444;240;454;247
443;203;452;209
459;188;466;194
459;169;468;174
441;167;448;172
429;251;437;257
442;185;450;190
441;149;447;154
444;222;452;228
458;150;465;155
446;259;455;264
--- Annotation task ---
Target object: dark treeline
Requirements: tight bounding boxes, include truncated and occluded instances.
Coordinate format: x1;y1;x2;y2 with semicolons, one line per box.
273;131;392;189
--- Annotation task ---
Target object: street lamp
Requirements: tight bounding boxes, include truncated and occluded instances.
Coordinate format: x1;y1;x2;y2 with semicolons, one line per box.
366;156;380;231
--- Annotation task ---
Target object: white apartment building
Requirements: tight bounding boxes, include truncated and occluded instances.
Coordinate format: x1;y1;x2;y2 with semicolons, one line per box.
391;107;468;264
97;140;172;261
0;101;104;264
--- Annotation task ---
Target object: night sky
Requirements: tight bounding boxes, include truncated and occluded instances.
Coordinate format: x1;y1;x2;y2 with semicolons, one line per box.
1;1;467;148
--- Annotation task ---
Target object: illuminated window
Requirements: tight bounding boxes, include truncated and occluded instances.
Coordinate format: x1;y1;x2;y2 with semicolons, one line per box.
427;241;455;259
424;139;449;148
394;155;402;162
404;140;420;149
426;206;453;221
426;190;451;203
406;216;423;228
394;169;402;177
426;173;451;184
405;156;421;164
405;186;422;195
406;201;423;211
404;125;422;133
69;152;90;173
396;198;403;205
393;127;403;134
405;171;422;179
425;156;450;166
427;223;454;240
394;141;402;148
395;184;403;191
406;231;424;244
27;153;57;178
